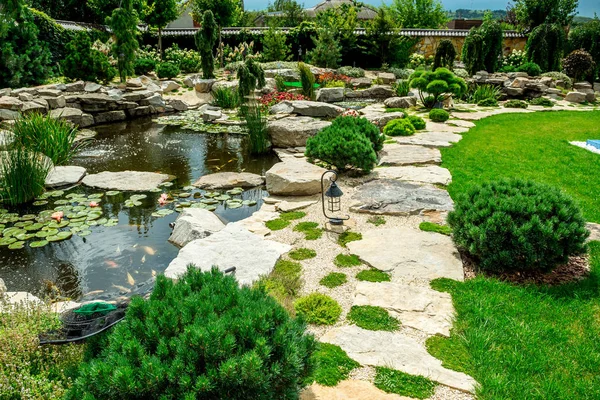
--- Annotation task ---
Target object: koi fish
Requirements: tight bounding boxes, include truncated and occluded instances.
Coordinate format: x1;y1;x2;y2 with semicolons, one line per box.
105;260;119;269
151;269;157;277
84;290;104;296
142;246;156;255
141;255;146;264
112;284;131;293
127;272;135;286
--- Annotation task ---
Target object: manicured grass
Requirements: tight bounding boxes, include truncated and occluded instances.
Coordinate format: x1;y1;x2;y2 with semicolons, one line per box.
319;272;347;288
356;269;391;282
419;221;451;236
310;343;360;386
347;305;399;331
337;231;362;247
442;111;600;223
294;221;323;240
374;367;437;399
334;253;362;268
288;248;317;260
367;216;386;226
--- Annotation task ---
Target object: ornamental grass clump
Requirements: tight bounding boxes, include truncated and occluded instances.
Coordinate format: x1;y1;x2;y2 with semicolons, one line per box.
211;86;240;109
67;267;316;399
0;145;51;205
383;118;415;136
448;179;589;272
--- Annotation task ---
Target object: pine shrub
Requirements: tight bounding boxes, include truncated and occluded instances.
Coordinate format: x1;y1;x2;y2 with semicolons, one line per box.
561;49;595;82
67;267;316;399
156;61;180;79
407;115;426;130
196;10;218;79
308;28;342;69
295;293;342;325
409;68;467;109
516;62;542;77
529;97;554;107
429;109;449;122
262;27;291;62
383;119;415;136
448;179;589;272
298;62;315;100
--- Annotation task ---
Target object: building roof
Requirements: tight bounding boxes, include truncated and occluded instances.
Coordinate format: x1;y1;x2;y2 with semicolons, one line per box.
305;0;378;19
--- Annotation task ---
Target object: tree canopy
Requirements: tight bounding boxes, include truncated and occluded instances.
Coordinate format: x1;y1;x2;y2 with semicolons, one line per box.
514;0;578;31
389;0;448;29
191;0;237;27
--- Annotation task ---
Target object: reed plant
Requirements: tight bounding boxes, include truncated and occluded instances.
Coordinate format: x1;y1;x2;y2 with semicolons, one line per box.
466;84;502;104
0;145;51;205
241;103;269;155
211;86;240;109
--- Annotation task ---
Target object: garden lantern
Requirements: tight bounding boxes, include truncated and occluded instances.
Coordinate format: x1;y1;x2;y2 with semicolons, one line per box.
321;170;349;225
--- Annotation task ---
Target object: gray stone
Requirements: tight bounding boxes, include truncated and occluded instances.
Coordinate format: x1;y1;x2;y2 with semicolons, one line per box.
0;88;10;97
11;87;38;96
301;380;407;400
264;69;299;81
193;172;264;189
0;278;6;295
384;96;416;109
347;227;464;282
508;77;529;88
346;85;395;99
320;326;476;393
168;208;226;248
164;224;291;285
183;74;200;87
271;100;344;118
350;179;453;216
146;82;162;93
140;93;165;107
78;93;118;112
127;77;143;88
0;109;19;121
123;91;152;102
64;81;85;92
354;281;455;336
18;93;34;102
379;144;441;166
268;116;331;148
573;81;592;90
365;112;405;128
565;91;587;103
378;72;396;84
266;160;327;196
128;106;154;117
277;200;318;212
0;96;23;110
447;119;475;128
49;107;82;123
372;165;452;185
80;113;94;127
594;83;600;93
21;101;48;114
316;87;345;103
37;89;62;97
587;222;600;242
425;122;468;133
82;170;171;191
117;101;138;110
211;81;238;93
0;292;43;311
194;79;216;93
45;166;87;187
394;131;462;148
350;77;372;89
106;89;124;101
41;95;66;109
84;82;102;93
503;87;524;97
161;80;181;93
167;98;189;111
94;110;127;124
202;109;222;121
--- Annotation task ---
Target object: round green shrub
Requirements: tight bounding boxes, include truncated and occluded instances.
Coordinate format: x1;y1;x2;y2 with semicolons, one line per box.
561;49;595;82
477;98;498;107
133;57;157;75
383;118;416;136
499;65;516;73
407;115;426;130
504;99;529;108
337;66;365;78
429;108;450;122
66;267;316;399
447;179;589;272
295;293;342;325
156;61;180;79
516;62;542;77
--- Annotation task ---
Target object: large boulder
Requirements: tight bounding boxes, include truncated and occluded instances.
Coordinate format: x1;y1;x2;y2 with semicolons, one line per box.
316;87;345;103
194;79;216;93
565;91;587;103
42;96;66;109
266;159;327;196
94;110;126;124
140;93;165;108
384;96;416;109
161;80;180;93
21;101;48;114
168;208;226;248
82;170;171;191
193;172;264;189
49;107;94;127
0;96;23;111
270;100;344;118
346;85;395;99
45;166;87;187
268;116;331;148
378;72;396;84
264;69;299;81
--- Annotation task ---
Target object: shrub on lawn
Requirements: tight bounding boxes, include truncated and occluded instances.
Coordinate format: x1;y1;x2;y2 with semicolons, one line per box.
295;293;342;325
447;179;589;272
504;99;529;108
561;49;596;82
407;115;426;130
516;62;542;77
156;61;180;79
383;118;416;137
67;267;316;399
133;57;157;75
429;109;449;122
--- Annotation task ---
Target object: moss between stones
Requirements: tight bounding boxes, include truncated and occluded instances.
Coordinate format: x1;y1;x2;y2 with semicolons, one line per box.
319;272;347;288
347;305;400;331
374;367;437;399
280;211;306;221
337;231;362;247
288;248;317;260
355;269;391;282
334;254;362;268
367;216;386;226
254;260;302;313
310;343;360;386
294;221;323;240
265;219;290;231
419;221;451;236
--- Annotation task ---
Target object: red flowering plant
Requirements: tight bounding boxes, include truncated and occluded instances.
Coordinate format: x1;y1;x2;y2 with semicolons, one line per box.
259;91;308;109
316;72;352;87
342;109;360;117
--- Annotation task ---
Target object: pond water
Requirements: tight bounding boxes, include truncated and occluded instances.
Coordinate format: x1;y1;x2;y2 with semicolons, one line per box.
0;118;279;302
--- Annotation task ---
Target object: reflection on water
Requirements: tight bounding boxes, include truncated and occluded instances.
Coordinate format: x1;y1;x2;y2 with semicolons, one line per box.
0;119;279;301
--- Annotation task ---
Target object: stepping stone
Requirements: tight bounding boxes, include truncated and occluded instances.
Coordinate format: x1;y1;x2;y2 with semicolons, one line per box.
425;122;468;133
354;281;455;336
379;144;441;166
587;222;600;242
320;325;477;393
82;170;171;191
372;166;452;186
301;380;409;400
350;180;453;216
165;224;291;284
277;200;318;212
451;111;493;121
347;227;464;282
447;119;475;128
394;131;462;148
192;172;264;189
266;159;326;196
168;208;226;248
45;166;87;187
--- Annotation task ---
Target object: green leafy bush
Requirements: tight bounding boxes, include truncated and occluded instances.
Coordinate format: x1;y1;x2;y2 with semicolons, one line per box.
212;86;240;109
447;179;589;272
262;27;291;62
407;115;426;130
298;62;316;100
164;43;201;73
374;367;437;399
320;272;347;288
347;305;399;331
310;344;359;386
156;61;180;78
529;97;554;107
429;109;450;122
133;57;157;75
453;68;469;79
504;99;529;108
383;118;416;136
62;31;116;83
499;65;516;73
337;66;365;78
196;10;218;78
568;19;600;81
433;39;456;70
275;75;287;92
526;23;565;73
295;293;342;325
517;62;542;77
541;71;572;88
308;28;342;69
409;68;467;109
255;259;302;311
67;267;316;399
390;68;415;79
356;269;391;282
238;58;266;100
477;98;498;107
561;49;596;82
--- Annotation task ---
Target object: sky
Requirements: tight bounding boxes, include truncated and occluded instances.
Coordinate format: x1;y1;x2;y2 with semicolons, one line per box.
244;0;599;17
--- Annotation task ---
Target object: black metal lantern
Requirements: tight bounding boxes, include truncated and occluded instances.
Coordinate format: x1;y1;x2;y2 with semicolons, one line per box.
321;170;349;225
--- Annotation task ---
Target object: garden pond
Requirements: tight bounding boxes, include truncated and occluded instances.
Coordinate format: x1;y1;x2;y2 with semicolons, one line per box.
0;117;279;302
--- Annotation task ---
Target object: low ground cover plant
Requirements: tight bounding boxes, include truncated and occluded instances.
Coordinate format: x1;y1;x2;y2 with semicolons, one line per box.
295;293;342;325
529;97;554;107
310;343;359;386
347;305;399;331
334;253;362;268
429;109;450;122
504;99;528;108
256;259;303;311
320;272;347;288
356;269;391;282
374;367;437;399
337;66;365;78
294;221;323;240
289;248;317;260
383;118;415;136
419;222;451;236
260;91;308;108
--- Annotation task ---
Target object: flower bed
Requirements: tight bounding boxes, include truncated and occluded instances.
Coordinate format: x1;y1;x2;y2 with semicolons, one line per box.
260;91;308;108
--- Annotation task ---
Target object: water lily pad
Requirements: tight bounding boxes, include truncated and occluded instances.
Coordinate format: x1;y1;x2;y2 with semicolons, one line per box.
226;188;244;195
48;221;69;229
8;241;25;250
106;191;121;196
54;199;71;205
193;192;202;199
44;228;59;236
30;240;48;248
148;188;161;193
183;186;195;191
190;203;207;209
78;230;92;237
35;230;50;238
21;215;36;221
87;220;98;226
124;200;142;207
201;199;219;205
90;193;105;198
33;200;49;206
24;223;43;232
16;233;36;241
0;237;17;246
54;205;73;212
72;205;86;212
215;195;231;201
178;192;191;198
242;200;257;206
130;194;147;201
70;227;81;233
47;231;73;242
86;213;103;221
154;209;174;217
227;202;242;209
205;205;217;212
49;190;64;197
159;182;173;188
69;222;84;227
204;192;218;198
80;224;90;230
178;202;191;207
96;218;108;225
15;221;33;227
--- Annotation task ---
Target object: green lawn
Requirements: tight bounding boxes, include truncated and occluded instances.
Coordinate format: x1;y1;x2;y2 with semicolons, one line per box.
434;111;600;399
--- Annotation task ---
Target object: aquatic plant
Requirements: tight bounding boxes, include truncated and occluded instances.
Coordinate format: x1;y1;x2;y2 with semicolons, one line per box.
211;86;240;109
0;146;51;205
240;103;269;155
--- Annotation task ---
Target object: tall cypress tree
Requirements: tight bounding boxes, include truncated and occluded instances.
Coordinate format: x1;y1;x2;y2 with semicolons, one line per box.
195;10;218;79
108;0;139;82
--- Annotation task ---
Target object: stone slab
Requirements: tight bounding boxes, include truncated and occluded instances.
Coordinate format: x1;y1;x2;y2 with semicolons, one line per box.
193;172;264;189
394;132;462;148
276;200;318;212
587;222;600;242
379;144;441;166
266;160;327;196
82;170;171;191
268;116;331;148
301;380;409;400
425;122;469;133
372;166;452;186
168;208;226;248
45;166;87;187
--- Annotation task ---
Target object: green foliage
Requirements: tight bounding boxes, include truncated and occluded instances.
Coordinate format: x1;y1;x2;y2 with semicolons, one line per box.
337;66;365;78
429;108;450;122
133;57;157;75
467;84;502;104
87;0;145;24
448;178;588;272
562;49;595;81
310;343;359;386
306;117;379;173
462;29;485;75
313;3;358;65
419;221;452;235
268;0;305;27
275;74;287;92
237;58;266;100
191;0;237;28
462;19;503;74
366;8;417;67
338;231;362;247
367;215;387;226
347;305;400;331
298;62;316;99
407;115;426;130
517;61;543;76
383;118;416;137
477;98;498;107
409;68;467;108
156;61;180;78
288;248;317;260
108;0;139;82
529;96;555;107
334;254;362;268
164;44;201;73
356;269;391;282
541;71;572;87
0;301;83;399
390;67;415;79
145;0;179;56
262;27;291;62
324;80;346;88
433;39;456;70
211;86;240;109
30;8;78;69
394;79;411;97
266;219;290;231
241;103;269;155
504;99;529;108
295;293;342;325
255;259;303;311
308;28;342;69
568;17;600;80
389;0;448;29
12;112;83;165
0;0;51;88
0;145;51;205
68;267;316;399
62;32;116;83
195;10;218;79
526;23;565;72
319;272;347;288
514;0;577;31
374;367;437;399
294;222;323;240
